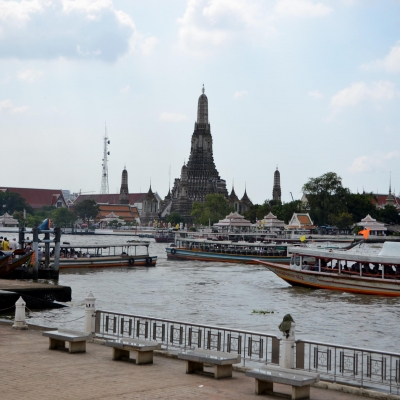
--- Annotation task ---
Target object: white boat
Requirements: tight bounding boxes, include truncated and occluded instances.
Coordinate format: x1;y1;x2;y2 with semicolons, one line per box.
256;241;400;297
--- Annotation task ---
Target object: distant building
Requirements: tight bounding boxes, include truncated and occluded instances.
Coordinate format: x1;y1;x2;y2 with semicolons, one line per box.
96;204;140;227
287;213;315;230
74;167;160;224
119;167;129;205
0;212;19;227
228;186;253;214
258;212;285;230
162;86;231;222
357;214;387;236
0;187;67;209
272;167;281;203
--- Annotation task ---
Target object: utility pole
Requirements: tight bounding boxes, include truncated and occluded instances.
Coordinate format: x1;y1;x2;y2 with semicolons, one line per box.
100;123;110;194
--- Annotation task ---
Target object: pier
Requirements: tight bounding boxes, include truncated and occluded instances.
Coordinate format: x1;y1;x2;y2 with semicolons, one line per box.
0;321;393;400
0;279;71;309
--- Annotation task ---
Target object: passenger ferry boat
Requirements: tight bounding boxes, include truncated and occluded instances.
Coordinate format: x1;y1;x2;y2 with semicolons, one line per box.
154;230;175;243
256;241;400;296
43;241;157;269
166;237;291;264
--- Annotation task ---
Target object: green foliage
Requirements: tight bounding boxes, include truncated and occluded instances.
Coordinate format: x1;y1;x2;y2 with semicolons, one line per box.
191;194;233;225
74;200;99;222
345;193;378;223
244;202;271;222
302;172;349;226
330;211;354;230
273;200;303;224
0;192;33;214
244;200;302;224
166;212;185;224
379;205;400;224
52;207;76;227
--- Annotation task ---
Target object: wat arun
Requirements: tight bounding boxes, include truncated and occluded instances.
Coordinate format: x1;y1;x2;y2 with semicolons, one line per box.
162;86;228;222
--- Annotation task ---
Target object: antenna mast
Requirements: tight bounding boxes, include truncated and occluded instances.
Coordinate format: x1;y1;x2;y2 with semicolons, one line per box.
100;124;110;194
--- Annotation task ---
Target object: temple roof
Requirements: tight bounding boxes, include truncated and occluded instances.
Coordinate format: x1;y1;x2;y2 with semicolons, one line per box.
214;212;252;227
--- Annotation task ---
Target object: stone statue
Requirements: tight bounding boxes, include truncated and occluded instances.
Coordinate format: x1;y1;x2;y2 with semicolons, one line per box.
279;314;294;339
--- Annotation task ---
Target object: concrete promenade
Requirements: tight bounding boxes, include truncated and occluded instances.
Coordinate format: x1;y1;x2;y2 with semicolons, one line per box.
1;322;398;400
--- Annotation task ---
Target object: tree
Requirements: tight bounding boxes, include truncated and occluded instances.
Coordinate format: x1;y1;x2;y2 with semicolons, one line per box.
302;172;349;226
330;211;354;230
166;212;185;225
0;192;33;215
345;193;378;223
191;194;233;225
379;205;400;224
272;200;303;224
244;202;271;223
52;207;76;227
74;200;99;223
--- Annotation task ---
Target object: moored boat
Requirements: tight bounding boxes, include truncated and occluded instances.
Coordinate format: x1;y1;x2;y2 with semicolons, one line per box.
0;250;32;278
44;241;157;269
256;242;400;296
154;230;175;243
166;237;291;264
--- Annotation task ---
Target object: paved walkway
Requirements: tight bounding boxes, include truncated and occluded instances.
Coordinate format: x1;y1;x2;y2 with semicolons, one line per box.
0;322;395;400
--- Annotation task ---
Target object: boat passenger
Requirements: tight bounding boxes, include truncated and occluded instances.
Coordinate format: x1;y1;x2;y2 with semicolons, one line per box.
333;261;339;270
384;265;394;275
302;261;311;270
371;264;379;274
313;261;319;271
352;262;360;272
2;238;9;251
342;262;349;271
25;242;32;253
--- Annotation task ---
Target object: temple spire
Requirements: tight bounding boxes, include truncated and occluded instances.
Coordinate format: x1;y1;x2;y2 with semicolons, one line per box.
197;84;208;124
119;166;129;204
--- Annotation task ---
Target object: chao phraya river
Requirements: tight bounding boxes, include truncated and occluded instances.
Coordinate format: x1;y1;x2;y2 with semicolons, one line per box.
20;234;400;353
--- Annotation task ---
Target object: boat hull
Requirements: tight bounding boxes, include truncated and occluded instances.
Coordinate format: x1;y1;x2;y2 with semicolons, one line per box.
166;248;290;265
56;256;157;269
257;260;400;297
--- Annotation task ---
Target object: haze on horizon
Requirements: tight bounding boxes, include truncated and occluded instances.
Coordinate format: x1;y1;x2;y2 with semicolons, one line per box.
1;0;399;204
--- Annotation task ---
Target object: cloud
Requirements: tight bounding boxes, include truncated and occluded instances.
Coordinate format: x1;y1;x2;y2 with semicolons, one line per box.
329;81;396;117
17;69;44;82
233;90;247;99
160;112;187;122
361;42;400;73
120;85;130;93
139;36;158;57
177;0;332;57
349;151;400;173
274;0;333;17
308;90;323;99
0;0;139;62
0;99;29;114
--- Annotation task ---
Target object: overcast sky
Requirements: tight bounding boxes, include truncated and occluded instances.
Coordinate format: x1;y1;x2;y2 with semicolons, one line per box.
1;0;399;204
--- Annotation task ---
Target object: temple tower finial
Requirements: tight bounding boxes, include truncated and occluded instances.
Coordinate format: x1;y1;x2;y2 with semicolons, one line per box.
197;85;208;124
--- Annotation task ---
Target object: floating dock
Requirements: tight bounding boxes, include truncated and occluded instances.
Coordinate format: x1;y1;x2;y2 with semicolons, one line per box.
0;279;71;310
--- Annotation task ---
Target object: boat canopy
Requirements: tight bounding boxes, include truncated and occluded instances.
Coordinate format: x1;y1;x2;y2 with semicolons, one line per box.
378;242;400;257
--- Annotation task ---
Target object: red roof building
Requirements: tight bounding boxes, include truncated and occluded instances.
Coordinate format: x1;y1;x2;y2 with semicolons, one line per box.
0;187;67;209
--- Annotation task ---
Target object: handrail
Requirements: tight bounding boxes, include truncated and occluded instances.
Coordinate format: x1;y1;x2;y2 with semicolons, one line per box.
94;309;280;367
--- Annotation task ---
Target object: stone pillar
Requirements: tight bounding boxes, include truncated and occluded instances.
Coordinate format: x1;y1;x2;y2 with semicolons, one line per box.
13;296;28;330
280;322;295;368
84;291;96;333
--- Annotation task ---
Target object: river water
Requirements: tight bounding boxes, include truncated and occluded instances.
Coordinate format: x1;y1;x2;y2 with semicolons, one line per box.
10;234;400;353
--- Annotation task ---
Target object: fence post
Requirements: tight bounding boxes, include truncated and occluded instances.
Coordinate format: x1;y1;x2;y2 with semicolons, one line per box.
84;291;96;333
12;296;28;330
280;322;295;368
